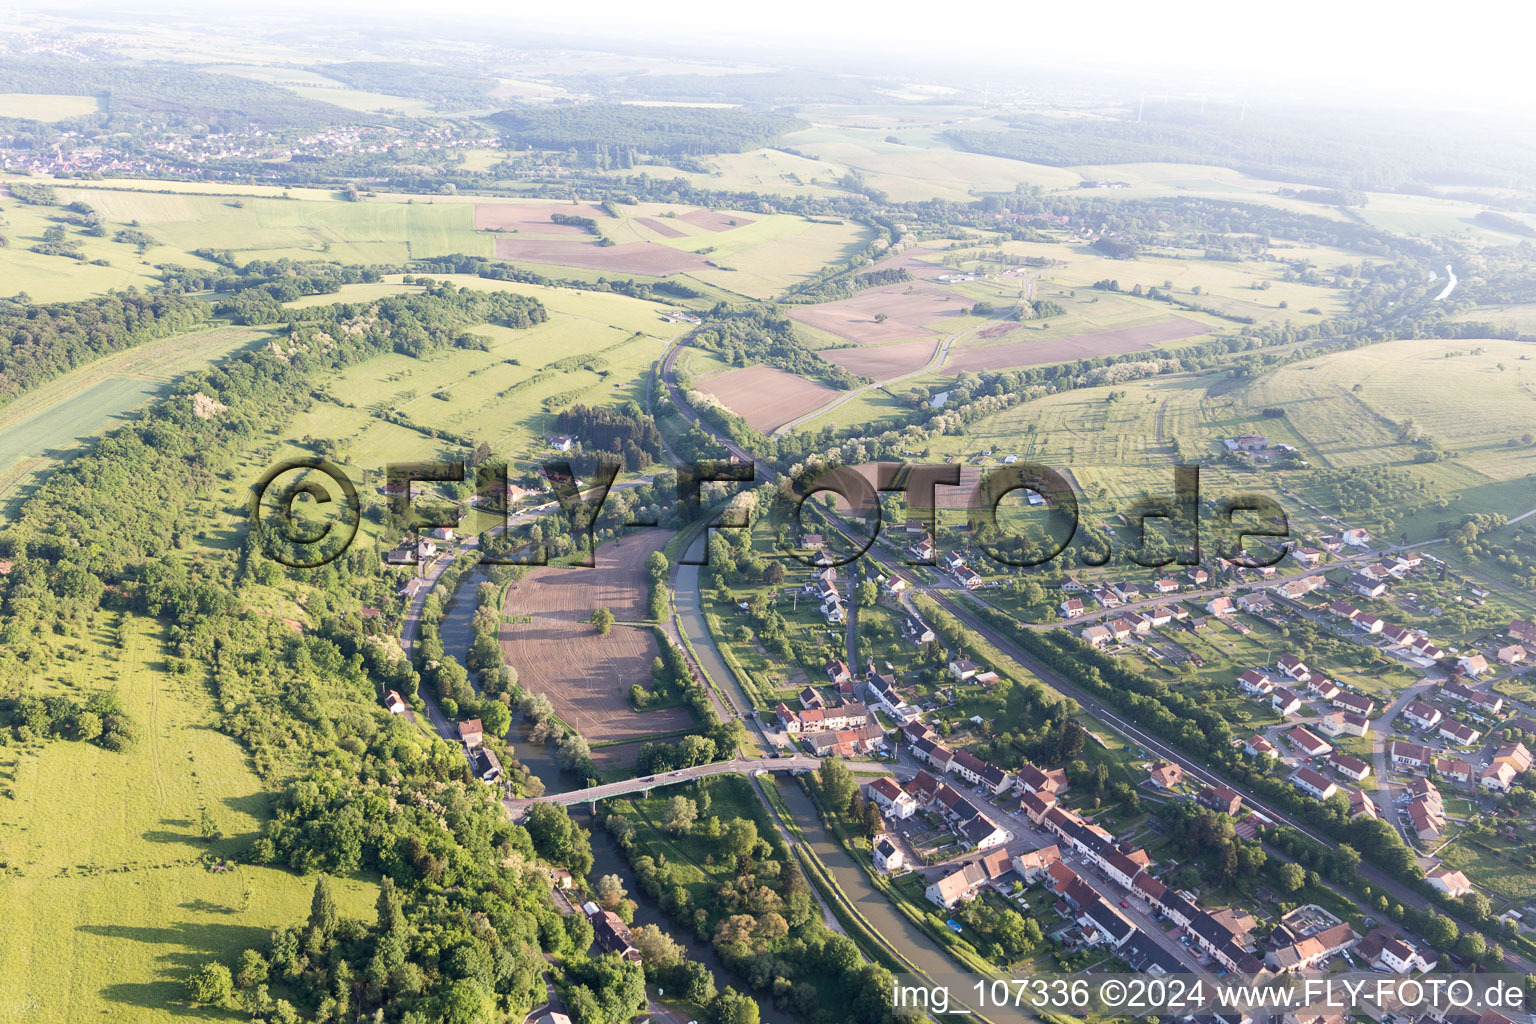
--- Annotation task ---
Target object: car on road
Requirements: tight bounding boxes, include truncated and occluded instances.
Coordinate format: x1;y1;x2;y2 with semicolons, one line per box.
1119;900;1130;908
671;771;683;777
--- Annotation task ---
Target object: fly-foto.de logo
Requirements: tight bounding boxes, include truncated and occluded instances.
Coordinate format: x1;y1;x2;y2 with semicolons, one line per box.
248;458;1289;570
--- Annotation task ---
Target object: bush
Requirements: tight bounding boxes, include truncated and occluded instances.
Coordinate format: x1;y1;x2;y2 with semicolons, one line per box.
184;961;233;1005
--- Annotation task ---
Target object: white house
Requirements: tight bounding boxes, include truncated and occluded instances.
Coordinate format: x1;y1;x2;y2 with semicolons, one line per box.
867;776;918;819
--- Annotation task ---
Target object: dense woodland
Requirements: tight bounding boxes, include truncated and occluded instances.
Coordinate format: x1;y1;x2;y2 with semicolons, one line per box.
949;106;1536;191
492;105;808;158
309;61;498;108
0;291;210;408
0;56;352;132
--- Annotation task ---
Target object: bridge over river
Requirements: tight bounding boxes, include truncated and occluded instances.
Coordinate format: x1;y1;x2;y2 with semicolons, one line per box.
503;753;832;817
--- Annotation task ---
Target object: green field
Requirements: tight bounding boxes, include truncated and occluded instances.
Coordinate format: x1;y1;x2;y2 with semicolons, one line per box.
0;93;101;121
0;612;377;1024
289;275;686;467
0;325;271;511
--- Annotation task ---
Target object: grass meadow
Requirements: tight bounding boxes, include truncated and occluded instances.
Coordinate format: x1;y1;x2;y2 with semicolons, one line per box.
0;93;101;120
0;611;377;1023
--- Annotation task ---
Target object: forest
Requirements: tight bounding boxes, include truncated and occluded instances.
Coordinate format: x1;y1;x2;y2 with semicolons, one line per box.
0;291;211;408
492;104;808;157
308;60;498;108
0;56;352;131
947;106;1536;190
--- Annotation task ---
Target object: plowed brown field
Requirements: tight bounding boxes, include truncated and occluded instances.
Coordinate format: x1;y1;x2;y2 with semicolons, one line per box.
500;530;695;742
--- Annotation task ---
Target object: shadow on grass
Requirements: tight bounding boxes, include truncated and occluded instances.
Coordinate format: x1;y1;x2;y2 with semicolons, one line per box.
85;919;273;1017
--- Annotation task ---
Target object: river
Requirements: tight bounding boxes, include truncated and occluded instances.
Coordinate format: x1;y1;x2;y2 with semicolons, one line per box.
1435;264;1458;301
441;577;792;1023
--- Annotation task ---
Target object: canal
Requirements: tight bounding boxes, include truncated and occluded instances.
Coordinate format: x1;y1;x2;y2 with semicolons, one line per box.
772;779;1016;1022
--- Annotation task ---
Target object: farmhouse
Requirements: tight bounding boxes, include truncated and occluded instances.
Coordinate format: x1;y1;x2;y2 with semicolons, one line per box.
458;718;485;750
1497;644;1527;665
804;722;887;758
873;836;905;873
776;701;870;734
1082;624;1113;647
1016;763;1069;796
1059;598;1085;618
949;749;988;786
1511;619;1536;645
384;690;407;715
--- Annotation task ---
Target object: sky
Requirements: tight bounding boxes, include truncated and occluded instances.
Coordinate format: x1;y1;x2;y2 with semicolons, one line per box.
27;0;1536;115
415;0;1531;113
